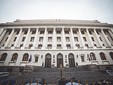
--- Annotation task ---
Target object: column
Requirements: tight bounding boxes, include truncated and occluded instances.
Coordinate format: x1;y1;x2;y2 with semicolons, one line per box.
42;28;47;49
86;29;94;47
4;29;15;47
101;29;111;47
0;29;7;43
33;28;39;49
78;28;84;48
52;28;56;49
14;29;23;47
70;28;75;49
93;29;102;47
23;28;31;47
62;28;66;49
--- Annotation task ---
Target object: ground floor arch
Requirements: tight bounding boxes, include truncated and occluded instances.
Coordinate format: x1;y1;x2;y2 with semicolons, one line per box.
68;53;75;67
57;53;63;67
45;53;51;68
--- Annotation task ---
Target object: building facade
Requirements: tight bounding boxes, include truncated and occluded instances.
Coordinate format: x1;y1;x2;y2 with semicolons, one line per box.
0;19;113;68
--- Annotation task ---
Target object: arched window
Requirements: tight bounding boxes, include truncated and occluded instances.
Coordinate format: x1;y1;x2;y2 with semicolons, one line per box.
11;53;18;61
0;53;7;61
109;52;113;60
100;52;106;60
90;52;96;60
22;53;29;61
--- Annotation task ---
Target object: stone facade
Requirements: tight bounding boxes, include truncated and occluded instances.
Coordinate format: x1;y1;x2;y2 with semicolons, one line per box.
0;19;113;67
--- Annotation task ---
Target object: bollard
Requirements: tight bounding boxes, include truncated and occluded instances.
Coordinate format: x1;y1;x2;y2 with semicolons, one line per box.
30;79;32;85
21;80;25;85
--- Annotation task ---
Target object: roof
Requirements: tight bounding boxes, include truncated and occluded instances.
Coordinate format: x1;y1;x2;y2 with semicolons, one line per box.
0;19;113;27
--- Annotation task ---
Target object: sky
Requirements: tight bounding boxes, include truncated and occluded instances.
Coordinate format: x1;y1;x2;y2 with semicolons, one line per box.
0;0;113;24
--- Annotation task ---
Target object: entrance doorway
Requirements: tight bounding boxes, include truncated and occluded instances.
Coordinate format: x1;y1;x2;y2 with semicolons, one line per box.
45;54;51;68
68;53;75;67
57;53;63;67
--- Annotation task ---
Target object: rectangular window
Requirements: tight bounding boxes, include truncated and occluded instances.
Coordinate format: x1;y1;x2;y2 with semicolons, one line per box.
73;31;77;34
22;37;26;41
57;37;61;42
56;31;61;34
39;37;43;42
99;37;102;41
81;56;85;62
47;44;52;49
20;44;23;47
13;37;17;42
48;31;52;34
32;31;36;34
30;37;34;42
89;31;92;34
16;31;19;35
74;37;78;42
40;31;44;34
48;37;52;42
76;44;80;48
66;37;70;42
81;31;85;34
35;57;38;62
91;37;94;41
24;31;27;34
5;37;8;42
66;44;71;49
83;37;87;41
38;44;42;49
57;44;62;49
85;44;88;48
29;44;33;48
11;44;14;47
65;31;69;34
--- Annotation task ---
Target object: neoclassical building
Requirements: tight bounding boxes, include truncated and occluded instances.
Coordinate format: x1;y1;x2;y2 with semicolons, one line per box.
0;19;113;68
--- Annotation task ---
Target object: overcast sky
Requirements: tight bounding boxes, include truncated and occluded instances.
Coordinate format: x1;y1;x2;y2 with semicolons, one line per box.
0;0;113;24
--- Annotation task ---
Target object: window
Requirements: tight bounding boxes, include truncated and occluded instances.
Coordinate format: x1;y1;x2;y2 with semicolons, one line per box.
13;37;17;42
66;37;70;42
91;37;94;41
74;37;78;42
94;44;97;47
99;37;102;41
81;31;85;34
81;56;85;62
57;44;62;49
83;37;87;41
56;31;61;34
47;44;52;49
57;37;61;42
22;53;29;61
16;31;19;35
22;37;25;42
100;52;106;60
76;44;80;48
20;44;23;47
32;31;36;34
35;57;38;62
11;53;18;61
65;31;69;34
30;37;34;42
40;31;44;34
66;44;71;49
0;53;7;61
24;31;27;34
29;44;33;48
39;37;43;42
5;37;8;42
48;37;52;42
48;31;52;34
85;44;88;48
109;52;113;60
38;44;42;49
89;31;92;34
11;44;14;47
73;31;77;34
90;52;96;60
